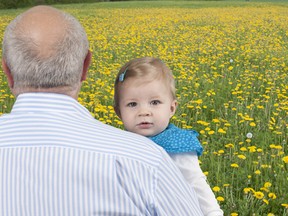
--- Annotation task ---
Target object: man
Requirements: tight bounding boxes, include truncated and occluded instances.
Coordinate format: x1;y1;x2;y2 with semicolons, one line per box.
0;6;204;215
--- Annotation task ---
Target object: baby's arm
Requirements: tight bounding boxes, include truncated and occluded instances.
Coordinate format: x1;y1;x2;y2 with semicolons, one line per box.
170;152;224;216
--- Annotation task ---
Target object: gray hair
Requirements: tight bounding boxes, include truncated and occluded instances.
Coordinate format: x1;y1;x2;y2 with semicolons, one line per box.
2;9;89;91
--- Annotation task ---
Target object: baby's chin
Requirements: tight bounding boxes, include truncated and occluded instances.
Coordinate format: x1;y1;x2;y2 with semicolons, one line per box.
135;129;157;138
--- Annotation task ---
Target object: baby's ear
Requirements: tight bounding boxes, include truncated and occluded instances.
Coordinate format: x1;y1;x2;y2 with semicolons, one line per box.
170;100;178;117
114;106;121;118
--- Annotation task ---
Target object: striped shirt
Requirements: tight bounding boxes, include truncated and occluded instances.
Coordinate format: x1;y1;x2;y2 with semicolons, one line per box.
0;93;203;216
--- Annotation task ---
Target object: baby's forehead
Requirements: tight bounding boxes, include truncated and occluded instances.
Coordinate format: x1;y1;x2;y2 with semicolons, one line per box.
123;76;167;87
120;79;173;98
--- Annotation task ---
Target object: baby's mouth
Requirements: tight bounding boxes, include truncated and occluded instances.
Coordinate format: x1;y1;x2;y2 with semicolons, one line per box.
137;122;153;128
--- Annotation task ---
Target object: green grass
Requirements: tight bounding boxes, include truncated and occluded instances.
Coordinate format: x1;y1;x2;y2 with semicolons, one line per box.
1;0;288;14
58;0;288;9
0;1;288;215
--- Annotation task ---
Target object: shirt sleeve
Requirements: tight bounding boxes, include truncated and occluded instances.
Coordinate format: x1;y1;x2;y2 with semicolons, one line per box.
154;151;204;216
170;152;224;216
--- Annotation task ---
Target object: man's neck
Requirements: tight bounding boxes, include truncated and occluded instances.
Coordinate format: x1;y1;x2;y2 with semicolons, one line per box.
12;85;80;100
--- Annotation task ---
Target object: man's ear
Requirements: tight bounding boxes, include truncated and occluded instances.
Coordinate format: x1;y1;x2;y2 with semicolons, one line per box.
81;50;92;81
2;58;14;89
170;99;178;118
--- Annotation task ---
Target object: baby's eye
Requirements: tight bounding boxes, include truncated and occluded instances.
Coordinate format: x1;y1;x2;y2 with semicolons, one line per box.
150;100;161;105
127;102;137;107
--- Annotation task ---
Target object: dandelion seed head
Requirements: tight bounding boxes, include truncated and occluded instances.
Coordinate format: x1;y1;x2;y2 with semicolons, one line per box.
246;132;253;138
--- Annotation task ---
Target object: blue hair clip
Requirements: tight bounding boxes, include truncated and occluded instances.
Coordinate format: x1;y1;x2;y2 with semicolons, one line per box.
119;68;128;82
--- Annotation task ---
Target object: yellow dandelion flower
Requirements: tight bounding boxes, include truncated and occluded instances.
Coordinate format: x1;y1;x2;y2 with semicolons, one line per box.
216;196;225;202
263;199;269;205
282;156;288;163
254;170;261;175
197;120;210;126
257;148;263;153
212;119;221;123
248;146;257;153
231;163;239;168
260;187;269;192
208;130;215;135
212;186;221;192
269;144;283;150
225;143;234;148
250;122;256;127
268;193;277;199
117;121;123;125
264;182;272;188
246;139;251;143
106;119;112;124
230;213;238;216
240;147;247;151
218;150;225;154
238;154;246;160
281;203;288;208
274;145;282;150
254;191;264;199
218;128;226;134
243;187;254;194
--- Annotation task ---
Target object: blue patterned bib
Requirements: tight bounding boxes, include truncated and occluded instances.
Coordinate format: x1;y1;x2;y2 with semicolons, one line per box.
149;124;203;156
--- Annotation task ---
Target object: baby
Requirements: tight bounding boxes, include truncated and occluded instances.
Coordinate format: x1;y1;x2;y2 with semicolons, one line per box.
113;57;223;216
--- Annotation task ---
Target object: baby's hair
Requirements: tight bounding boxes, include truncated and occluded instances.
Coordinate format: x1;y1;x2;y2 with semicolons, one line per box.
114;57;176;112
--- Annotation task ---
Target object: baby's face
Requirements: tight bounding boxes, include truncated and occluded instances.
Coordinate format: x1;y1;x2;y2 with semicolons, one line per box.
118;78;177;137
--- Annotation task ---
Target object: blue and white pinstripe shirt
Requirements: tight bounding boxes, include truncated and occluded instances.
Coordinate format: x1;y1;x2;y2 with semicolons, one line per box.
0;93;203;216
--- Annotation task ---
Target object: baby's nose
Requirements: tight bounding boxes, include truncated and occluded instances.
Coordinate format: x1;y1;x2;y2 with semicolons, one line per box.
138;107;152;116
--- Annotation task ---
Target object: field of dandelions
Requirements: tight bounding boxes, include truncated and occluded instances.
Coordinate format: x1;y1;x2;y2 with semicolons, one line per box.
0;2;287;215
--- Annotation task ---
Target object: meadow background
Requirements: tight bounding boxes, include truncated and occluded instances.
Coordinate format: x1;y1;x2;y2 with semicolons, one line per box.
0;1;287;215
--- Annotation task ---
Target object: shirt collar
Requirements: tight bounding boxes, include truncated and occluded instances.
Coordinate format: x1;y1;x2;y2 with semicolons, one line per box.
149;123;203;155
11;93;93;119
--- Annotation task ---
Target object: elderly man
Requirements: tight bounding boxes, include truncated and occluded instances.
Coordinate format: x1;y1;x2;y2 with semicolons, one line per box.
0;6;203;215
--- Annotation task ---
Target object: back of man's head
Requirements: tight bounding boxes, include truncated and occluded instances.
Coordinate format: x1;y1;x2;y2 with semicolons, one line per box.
2;6;89;96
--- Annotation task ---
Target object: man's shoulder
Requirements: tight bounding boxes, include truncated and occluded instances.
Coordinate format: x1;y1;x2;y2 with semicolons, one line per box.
0;101;165;168
83;121;164;166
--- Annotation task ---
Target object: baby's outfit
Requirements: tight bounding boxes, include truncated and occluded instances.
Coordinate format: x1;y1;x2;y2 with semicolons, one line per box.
149;124;224;216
